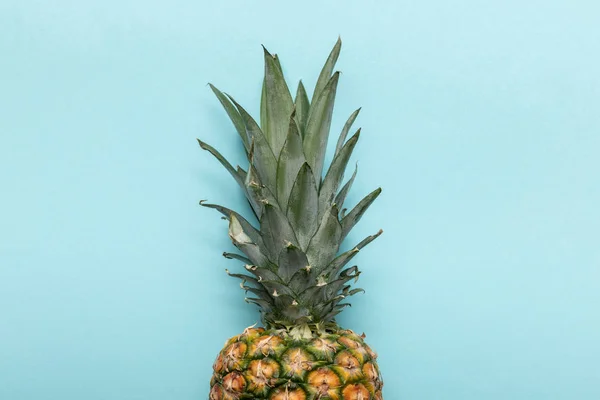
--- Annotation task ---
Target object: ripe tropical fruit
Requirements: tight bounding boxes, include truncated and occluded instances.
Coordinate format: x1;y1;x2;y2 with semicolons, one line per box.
200;38;383;400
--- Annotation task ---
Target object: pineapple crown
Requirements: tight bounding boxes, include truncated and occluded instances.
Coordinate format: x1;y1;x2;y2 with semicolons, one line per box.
199;38;382;332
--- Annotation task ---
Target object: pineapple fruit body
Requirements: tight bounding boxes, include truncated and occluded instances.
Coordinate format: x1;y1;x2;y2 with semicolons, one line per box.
210;327;383;400
201;39;385;399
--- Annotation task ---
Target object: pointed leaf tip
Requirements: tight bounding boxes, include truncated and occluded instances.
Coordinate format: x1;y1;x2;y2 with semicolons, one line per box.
228;96;278;193
311;39;342;105
196;138;207;149
319;129;360;218
276;116;306;208
286;163;319;250
261;44;293;157
261;44;278;57
335;108;362;158
341;187;382;239
196;139;246;191
294;81;310;135
208;85;250;151
334;162;358;211
304;71;341;186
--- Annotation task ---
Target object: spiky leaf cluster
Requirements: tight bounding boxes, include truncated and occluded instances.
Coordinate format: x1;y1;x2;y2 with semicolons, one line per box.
199;39;381;330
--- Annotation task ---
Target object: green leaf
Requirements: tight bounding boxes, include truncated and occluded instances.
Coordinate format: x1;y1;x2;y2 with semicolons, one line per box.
322;229;383;277
294;81;310;135
334;163;357;212
303;72;340;186
321;302;351;321
208;84;249;151
199;201;275;267
261;47;294;157
200;201;264;246
337;285;365;300
311;295;346;319
334;108;361;158
343;287;365;297
286;163;319;250
326;266;361;298
228;214;270;266
276;116;306;209
270;293;299;313
222;252;251;264
306;205;342;270
318;129;360;218
245;297;272;311
341;188;382;239
355;228;384;250
272;51;283;72
259;280;296;297
297;284;327;306
228;96;278;193
260;204;299;258
323;248;358;277
278;244;310;283
236;165;247;179
312;293;351;319
311;37;342;105
242;161;263;218
196;139;245;190
243;285;273;302
287;264;315;295
225;270;261;287
260;80;267;141
280;304;311;322
245;161;279;219
242;264;282;282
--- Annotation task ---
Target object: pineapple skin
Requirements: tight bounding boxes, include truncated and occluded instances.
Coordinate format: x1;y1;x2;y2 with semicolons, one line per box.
209;327;383;400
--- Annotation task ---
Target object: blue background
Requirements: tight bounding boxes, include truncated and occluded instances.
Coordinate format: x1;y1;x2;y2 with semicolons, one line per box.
1;1;599;399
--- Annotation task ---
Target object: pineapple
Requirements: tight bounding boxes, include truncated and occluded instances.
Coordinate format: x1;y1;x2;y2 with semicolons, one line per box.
200;38;383;400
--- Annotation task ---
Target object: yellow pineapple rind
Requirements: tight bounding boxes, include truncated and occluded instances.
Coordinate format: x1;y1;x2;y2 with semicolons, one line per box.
209;328;383;400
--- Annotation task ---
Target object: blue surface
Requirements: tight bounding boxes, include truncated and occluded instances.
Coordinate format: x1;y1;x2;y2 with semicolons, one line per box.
1;1;599;399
